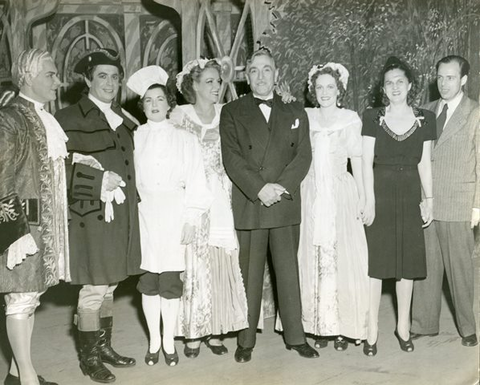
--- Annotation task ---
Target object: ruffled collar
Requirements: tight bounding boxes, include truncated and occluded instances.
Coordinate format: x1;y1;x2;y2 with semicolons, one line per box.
179;104;222;129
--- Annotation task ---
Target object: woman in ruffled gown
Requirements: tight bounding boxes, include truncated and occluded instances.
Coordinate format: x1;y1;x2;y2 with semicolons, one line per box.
171;59;248;358
298;63;369;351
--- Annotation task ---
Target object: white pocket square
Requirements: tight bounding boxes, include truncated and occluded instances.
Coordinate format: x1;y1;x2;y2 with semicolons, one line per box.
291;118;299;129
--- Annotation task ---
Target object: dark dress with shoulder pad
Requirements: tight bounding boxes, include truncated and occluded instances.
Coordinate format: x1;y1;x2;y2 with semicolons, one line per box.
361;107;436;279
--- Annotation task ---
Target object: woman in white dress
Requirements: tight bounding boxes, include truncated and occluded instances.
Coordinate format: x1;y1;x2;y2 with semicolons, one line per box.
298;63;369;351
127;66;211;367
171;59;248;358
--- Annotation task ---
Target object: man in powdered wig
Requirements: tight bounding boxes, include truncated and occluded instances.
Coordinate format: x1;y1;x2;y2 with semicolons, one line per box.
0;48;69;385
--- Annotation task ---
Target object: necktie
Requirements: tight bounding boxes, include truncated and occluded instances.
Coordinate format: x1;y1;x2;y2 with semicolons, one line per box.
435;103;448;144
254;97;273;108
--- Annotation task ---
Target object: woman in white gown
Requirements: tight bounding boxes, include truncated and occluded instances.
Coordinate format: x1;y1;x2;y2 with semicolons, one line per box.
171;59;248;358
127;66;211;367
298;63;369;351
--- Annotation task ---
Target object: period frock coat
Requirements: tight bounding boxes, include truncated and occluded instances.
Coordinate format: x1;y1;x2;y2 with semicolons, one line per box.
56;96;142;285
0;97;69;292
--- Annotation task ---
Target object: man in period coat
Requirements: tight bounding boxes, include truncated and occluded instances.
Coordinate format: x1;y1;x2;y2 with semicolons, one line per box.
0;49;68;385
411;55;479;347
55;49;141;383
220;48;318;363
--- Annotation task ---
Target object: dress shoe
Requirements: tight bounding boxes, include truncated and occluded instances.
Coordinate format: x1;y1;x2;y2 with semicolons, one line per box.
162;347;179;366
394;330;414;352
144;347;160;366
285;342;319;358
234;346;253;363
314;337;328;349
4;373;58;385
410;332;438;340
334;336;348;351
363;340;377;357
184;344;200;358
205;338;228;355
461;334;478;347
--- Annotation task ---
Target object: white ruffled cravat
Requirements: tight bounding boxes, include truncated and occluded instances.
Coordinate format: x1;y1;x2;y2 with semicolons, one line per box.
20;93;69;160
88;94;123;130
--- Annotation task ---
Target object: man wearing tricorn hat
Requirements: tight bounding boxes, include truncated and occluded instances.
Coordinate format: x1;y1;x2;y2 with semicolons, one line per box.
55;48;141;383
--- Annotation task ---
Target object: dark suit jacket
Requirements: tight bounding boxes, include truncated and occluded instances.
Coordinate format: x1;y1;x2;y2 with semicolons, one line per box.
423;95;479;221
220;93;312;230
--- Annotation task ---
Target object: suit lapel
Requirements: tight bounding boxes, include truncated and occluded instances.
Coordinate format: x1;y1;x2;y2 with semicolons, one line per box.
237;93;271;157
435;95;470;149
262;94;292;165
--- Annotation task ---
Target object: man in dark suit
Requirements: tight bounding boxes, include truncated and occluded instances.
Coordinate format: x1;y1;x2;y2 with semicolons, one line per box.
411;55;479;347
220;48;317;363
56;49;141;383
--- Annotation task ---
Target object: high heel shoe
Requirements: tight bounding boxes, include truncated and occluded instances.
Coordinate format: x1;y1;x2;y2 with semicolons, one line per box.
334;336;348;351
314;337;328;349
394;330;414;352
144;348;160;366
184;339;201;358
205;338;228;355
363;340;377;356
163;347;179;366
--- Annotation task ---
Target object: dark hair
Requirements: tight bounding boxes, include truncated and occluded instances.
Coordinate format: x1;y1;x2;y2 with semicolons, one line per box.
85;64;125;81
138;84;176;119
180;60;221;104
379;56;417;106
246;47;276;73
436;55;470;77
308;66;347;107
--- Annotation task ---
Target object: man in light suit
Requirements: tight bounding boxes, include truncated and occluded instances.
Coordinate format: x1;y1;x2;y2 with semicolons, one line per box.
411;55;479;347
220;48;318;363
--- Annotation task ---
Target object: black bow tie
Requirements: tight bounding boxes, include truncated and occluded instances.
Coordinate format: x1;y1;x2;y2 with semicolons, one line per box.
254;97;273;108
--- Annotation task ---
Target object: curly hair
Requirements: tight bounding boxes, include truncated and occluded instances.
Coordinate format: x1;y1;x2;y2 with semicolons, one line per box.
12;49;53;89
307;66;346;107
138;84;176;119
180;60;221;104
379;56;418;106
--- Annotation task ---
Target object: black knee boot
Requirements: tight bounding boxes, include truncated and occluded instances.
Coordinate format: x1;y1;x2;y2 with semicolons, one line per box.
78;330;116;383
98;317;136;367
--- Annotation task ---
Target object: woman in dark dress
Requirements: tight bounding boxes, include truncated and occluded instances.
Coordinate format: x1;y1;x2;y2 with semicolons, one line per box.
362;57;436;356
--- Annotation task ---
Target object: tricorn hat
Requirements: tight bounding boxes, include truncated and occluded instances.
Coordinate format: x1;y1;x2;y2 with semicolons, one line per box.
74;48;123;75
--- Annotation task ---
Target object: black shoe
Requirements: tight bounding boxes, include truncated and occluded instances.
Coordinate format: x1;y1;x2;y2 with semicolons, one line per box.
363;340;377;356
234;346;253;363
205;338;228;355
334;336;348;351
144;347;160;366
394;330;414;352
285;343;319;358
4;374;58;385
162;347;179;367
410;332;438;340
461;334;478;347
184;344;200;358
314;337;328;349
